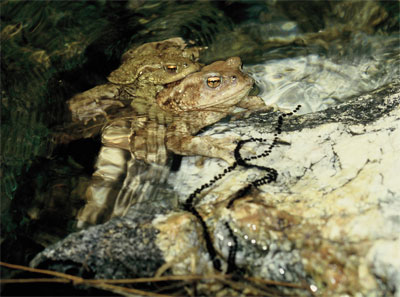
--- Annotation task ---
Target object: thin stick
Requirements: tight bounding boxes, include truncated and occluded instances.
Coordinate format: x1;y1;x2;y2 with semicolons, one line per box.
0;261;82;283
245;276;308;289
0;278;69;284
87;274;230;284
91;282;175;297
0;261;173;297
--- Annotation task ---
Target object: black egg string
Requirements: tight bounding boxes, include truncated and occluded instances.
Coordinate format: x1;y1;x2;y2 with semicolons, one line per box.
183;204;222;271
224;222;238;274
182;105;301;273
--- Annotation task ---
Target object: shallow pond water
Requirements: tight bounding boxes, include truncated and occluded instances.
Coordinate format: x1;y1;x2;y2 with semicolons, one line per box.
246;32;399;113
1;1;399;296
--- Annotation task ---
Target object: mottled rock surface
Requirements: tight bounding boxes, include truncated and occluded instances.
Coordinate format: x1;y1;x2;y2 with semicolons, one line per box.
31;81;400;296
169;81;400;296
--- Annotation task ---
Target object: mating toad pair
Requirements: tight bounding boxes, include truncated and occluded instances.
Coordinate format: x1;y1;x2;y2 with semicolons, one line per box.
63;37;271;226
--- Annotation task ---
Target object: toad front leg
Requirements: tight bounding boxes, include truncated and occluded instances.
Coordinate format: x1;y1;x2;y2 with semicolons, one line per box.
166;122;238;164
240;95;284;113
233;95;278;119
68;83;126;123
237;95;269;110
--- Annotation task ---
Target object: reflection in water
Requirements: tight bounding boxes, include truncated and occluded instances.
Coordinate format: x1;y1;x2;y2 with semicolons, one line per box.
246;33;399;113
1;0;399;296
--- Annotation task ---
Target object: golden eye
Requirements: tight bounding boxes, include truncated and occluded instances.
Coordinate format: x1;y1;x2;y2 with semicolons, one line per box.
207;76;221;88
165;65;178;73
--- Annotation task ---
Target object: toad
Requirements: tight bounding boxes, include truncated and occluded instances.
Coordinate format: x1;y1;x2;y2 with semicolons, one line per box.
103;56;269;164
67;37;202;125
77;56;270;227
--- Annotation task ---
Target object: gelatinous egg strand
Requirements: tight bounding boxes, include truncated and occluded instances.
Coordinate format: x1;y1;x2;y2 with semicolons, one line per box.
182;105;301;273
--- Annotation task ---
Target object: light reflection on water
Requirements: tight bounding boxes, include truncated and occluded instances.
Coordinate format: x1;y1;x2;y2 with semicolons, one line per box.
245;32;400;114
1;1;399;295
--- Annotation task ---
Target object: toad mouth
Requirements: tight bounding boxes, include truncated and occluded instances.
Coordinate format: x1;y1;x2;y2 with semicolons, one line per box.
182;83;253;111
165;79;184;89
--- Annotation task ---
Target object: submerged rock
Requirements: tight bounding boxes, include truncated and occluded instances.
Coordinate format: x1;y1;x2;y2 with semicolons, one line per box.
31;81;400;296
245;32;400;114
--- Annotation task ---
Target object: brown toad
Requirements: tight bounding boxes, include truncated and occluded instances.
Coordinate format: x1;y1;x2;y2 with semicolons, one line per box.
67;37;202;124
103;56;268;164
77;56;269;227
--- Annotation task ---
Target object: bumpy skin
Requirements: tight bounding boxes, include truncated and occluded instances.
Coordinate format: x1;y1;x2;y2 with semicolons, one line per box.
103;56;269;165
76;56;269;227
108;37;202;85
67;37;202;124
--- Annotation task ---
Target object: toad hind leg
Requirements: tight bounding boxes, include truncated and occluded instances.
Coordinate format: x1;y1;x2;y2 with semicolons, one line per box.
76;146;130;228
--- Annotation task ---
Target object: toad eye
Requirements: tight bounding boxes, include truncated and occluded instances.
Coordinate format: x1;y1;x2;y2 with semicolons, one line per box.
165;65;178;73
207;76;221;88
